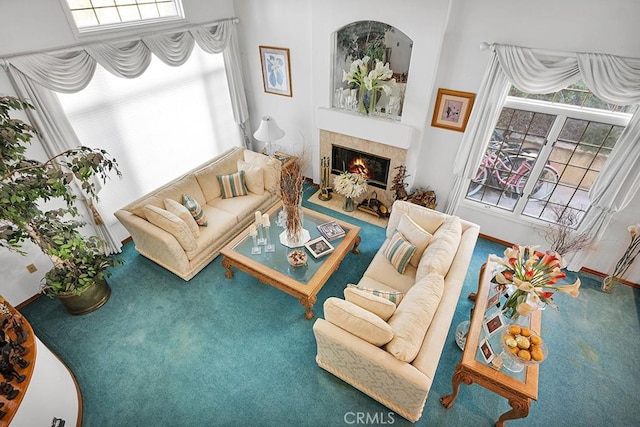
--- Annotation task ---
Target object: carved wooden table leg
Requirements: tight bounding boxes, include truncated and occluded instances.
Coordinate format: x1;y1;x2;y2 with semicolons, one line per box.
222;257;234;278
351;235;361;254
441;363;472;408
300;295;317;320
495;397;530;427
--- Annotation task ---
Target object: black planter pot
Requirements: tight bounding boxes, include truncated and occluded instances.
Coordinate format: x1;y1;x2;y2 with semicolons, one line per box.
56;278;111;315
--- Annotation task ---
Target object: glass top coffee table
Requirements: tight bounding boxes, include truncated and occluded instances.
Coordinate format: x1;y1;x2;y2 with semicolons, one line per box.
220;202;361;319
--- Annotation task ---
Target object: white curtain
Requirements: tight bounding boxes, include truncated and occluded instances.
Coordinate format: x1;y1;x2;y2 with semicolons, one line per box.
446;44;640;270
1;18;249;254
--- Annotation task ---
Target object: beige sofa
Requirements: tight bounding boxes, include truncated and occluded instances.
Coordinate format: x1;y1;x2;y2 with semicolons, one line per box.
114;146;281;281
313;200;480;422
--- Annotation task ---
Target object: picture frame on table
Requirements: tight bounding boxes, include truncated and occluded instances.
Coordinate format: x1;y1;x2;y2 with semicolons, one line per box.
431;88;475;132
479;337;495;363
259;46;292;97
483;311;505;338
305;236;334;258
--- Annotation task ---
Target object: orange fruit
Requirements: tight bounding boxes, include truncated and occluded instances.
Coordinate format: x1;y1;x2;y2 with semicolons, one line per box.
530;335;542;345
518;349;532;361
531;347;544;361
520;327;532;337
509;325;521;335
504;333;515;343
510;346;520;354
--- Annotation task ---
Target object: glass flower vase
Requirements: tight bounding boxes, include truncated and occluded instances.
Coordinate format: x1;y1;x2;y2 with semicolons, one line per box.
601;275;615;293
283;203;304;244
343;197;355;212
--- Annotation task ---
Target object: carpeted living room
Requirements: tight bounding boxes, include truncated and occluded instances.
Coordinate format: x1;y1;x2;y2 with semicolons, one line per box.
1;1;639;426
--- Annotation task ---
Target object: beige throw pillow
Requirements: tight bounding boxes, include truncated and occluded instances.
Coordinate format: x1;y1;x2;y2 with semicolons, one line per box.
417;216;462;278
243;150;281;194
385;272;444;362
164;198;200;238
143;205;197;251
344;286;396;321
237;160;265;195
397;214;434;268
323;298;395;347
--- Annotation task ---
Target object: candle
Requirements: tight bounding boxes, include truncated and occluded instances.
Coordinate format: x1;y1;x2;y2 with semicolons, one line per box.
249;224;257;236
255;211;262;224
262;213;270;228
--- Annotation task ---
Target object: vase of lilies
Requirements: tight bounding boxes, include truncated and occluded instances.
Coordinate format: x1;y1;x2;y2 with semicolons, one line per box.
333;171;368;212
490;245;581;320
343;56;395;115
601;223;640;293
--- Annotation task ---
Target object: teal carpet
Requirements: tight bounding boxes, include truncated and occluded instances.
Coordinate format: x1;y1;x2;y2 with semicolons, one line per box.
20;185;640;426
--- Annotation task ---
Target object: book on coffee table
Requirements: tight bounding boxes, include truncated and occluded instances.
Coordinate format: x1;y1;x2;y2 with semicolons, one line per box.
317;221;346;241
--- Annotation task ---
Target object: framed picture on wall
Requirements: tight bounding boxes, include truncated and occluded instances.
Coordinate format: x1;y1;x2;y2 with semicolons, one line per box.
431;88;475;132
259;46;292;97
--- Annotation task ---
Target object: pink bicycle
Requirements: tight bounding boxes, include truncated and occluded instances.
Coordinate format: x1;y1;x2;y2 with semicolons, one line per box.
468;141;559;200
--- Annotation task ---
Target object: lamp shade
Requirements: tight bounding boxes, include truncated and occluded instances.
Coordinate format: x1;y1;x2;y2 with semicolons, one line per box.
253;116;285;143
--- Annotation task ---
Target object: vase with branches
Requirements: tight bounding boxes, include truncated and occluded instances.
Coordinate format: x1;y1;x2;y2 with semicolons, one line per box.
279;157;306;245
0;96;122;313
601;223;640;293
539;205;592;257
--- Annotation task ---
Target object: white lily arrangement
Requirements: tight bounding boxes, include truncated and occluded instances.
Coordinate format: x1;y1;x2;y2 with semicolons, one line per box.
607;223;640;287
342;56;396;113
333;171;368;199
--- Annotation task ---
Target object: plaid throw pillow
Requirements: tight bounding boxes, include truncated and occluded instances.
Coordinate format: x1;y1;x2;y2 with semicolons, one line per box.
383;230;416;274
346;284;405;305
182;193;208;226
217;170;248;199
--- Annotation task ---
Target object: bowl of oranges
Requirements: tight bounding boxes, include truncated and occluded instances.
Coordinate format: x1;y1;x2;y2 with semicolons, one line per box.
500;324;547;372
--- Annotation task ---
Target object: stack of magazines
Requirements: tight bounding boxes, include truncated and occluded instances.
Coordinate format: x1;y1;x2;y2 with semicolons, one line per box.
317;221;346;241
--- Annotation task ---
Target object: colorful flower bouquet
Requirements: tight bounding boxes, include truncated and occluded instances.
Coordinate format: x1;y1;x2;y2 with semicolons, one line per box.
489;245;581;319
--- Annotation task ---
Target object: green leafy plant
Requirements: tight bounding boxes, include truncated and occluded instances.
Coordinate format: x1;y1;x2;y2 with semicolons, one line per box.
0;96;122;296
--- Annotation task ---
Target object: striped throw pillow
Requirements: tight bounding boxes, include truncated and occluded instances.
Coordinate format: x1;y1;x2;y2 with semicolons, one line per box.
383;230;416;274
182;193;208;226
346;284;405;304
217;170;248;199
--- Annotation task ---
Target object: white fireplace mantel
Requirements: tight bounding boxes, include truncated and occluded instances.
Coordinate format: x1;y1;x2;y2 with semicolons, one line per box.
316;107;414;149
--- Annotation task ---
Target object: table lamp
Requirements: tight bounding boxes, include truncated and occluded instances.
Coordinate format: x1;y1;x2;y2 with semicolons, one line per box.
253;116;285;157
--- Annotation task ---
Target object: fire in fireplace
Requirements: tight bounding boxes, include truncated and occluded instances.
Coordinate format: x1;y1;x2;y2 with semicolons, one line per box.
331;145;391;189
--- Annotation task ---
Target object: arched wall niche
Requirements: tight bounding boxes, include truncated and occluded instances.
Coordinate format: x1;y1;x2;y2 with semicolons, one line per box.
332;20;413;118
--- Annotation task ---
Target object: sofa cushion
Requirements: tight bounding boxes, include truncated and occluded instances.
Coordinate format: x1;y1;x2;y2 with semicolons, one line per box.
344;286;396;321
361;250;416;294
416;216;462;279
386;200;448;238
324;298;395;346
183;193;208;226
347;283;405;305
385;272;444;363
128;175;205;218
243;150;281;194
398;214;433;268
164;198;199;237
383;230;416;274
143;205;197;251
212;193;268;222
217;170;249;199
237;160;265;195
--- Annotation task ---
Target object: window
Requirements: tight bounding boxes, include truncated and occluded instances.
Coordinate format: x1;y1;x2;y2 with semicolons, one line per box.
465;82;633;227
63;0;184;33
56;47;240;221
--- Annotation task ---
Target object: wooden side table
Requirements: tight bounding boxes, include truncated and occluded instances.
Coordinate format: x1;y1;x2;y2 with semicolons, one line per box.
441;260;542;426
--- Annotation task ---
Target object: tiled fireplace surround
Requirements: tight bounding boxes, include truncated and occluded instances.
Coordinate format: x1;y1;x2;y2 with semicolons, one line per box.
317;107;414;209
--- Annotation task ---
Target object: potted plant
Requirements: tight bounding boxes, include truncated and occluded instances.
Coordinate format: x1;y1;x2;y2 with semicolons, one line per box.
0;96;122;314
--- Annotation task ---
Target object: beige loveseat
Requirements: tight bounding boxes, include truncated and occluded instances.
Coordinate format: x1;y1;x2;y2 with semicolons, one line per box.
114;146;281;281
313;200;480;422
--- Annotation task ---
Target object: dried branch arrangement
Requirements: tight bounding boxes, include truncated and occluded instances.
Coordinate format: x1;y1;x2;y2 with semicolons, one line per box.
280;157;305;237
540;205;592;256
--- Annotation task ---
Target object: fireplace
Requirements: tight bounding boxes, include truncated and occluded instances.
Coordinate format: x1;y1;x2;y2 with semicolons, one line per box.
331;145;391;189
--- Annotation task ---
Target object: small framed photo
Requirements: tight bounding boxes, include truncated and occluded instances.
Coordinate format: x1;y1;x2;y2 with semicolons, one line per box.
485;291;501;314
479;338;495;363
259;46;292;97
304;236;334;258
483;311;506;338
431;88;475;132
